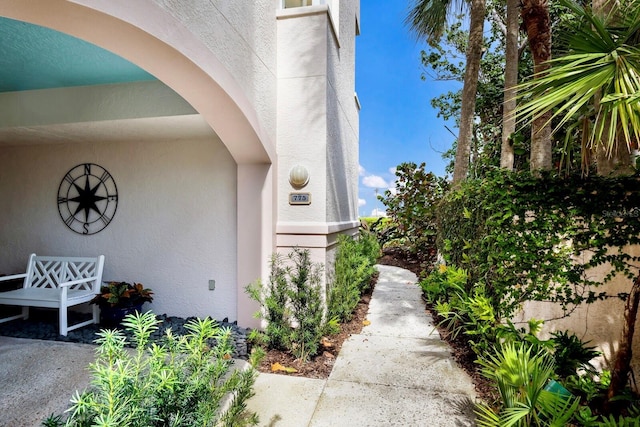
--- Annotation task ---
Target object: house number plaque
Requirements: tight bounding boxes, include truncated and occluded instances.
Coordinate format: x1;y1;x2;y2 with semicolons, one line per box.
289;192;311;205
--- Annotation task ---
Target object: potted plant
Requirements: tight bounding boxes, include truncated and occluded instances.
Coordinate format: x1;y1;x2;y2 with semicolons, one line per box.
91;281;153;327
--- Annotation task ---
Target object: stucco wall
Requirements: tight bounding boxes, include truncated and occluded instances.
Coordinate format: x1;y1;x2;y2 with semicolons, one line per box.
0;136;238;321
276;7;329;225
516;245;640;374
0;1;361;326
153;0;278;145
276;3;360;227
326;0;359;224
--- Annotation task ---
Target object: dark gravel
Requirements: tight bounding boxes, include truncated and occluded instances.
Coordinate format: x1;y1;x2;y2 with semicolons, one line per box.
0;308;250;359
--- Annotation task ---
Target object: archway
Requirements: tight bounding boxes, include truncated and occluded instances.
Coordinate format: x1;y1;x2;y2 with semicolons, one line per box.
0;0;274;163
0;0;274;326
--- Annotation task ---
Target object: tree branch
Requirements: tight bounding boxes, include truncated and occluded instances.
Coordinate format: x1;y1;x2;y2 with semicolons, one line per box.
489;6;507;37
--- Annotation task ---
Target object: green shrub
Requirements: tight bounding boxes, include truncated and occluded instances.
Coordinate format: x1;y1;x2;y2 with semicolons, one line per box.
379;162;447;255
437;170;640;321
431;280;502;355
550;330;600;379
360;216;386;230
286;249;325;361
60;311;257;427
366;217;397;247
476;341;581;427
419;264;468;305
248;253;290;351
575;402;640;426
566;370;611;405
358;230;382;267
327;232;380;322
246;248;325;362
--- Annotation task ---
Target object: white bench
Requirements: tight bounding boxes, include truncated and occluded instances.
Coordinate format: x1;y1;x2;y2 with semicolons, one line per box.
0;254;105;336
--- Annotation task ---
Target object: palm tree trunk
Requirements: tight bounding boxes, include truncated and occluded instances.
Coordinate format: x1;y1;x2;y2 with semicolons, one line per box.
596;139;634;176
521;0;552;172
500;0;519;170
453;0;486;184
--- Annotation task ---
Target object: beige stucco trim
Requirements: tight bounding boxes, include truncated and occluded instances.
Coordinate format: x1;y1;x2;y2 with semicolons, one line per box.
276;220;359;249
277;220;360;235
237;164;275;328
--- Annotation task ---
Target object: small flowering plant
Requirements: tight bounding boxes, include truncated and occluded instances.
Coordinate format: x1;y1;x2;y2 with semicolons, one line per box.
91;281;153;309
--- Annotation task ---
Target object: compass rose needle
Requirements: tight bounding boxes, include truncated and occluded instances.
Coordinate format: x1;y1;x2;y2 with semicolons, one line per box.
70;175;107;222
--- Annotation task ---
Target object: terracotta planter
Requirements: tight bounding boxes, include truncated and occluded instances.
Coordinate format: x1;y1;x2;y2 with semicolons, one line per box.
99;303;143;327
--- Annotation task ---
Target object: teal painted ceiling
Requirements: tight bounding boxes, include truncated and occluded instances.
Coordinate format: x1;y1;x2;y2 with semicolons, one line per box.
0;16;156;93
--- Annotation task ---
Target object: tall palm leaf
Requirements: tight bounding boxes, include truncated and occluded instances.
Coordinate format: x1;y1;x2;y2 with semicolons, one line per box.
517;0;640;157
475;341;580;426
406;0;466;43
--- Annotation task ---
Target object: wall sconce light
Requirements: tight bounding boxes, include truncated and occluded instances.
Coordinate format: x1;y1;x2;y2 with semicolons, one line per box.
289;164;310;189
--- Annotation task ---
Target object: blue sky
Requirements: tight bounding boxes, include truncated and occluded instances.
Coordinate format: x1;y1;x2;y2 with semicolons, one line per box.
355;2;460;217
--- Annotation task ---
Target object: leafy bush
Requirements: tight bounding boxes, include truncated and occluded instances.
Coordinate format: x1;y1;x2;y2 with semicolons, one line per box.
419;264;467;305
285;249;325;361
327;232;380;322
366;217;397;247
358;229;383;267
433;284;503;355
550;330;600;379
379;162;447;255
437;170;640;321
246;248;325;362
248;253;290;351
576;403;640;426
566;370;611;405
425;266;601;371
60;311;257;427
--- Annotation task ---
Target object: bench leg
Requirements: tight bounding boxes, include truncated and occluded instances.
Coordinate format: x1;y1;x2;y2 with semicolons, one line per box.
92;304;99;325
59;306;68;336
0;307;30;324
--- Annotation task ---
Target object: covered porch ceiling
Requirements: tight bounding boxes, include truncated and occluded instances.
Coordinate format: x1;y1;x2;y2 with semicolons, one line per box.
0;16;215;145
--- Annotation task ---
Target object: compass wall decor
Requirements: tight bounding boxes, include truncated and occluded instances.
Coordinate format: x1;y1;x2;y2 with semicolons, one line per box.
57;163;119;235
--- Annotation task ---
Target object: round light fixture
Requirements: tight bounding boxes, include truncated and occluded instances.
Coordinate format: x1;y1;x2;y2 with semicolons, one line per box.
289;164;310;188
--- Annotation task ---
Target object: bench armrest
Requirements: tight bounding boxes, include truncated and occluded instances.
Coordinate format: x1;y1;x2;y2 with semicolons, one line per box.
0;273;27;282
59;276;101;290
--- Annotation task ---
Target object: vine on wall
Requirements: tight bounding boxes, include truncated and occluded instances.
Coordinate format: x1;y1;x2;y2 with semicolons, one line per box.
437;171;640;320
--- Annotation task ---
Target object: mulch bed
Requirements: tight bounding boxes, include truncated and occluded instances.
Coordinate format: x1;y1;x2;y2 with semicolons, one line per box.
254;276;375;379
254;245;494;403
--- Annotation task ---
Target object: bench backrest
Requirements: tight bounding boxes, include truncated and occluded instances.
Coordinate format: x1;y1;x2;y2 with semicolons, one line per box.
23;254;105;292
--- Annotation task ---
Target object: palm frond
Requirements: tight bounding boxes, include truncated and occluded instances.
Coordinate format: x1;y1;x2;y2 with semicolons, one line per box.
516;0;640;156
405;0;467;42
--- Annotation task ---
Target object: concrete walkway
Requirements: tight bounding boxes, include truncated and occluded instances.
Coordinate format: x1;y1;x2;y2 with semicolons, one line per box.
246;264;478;426
0;337;95;426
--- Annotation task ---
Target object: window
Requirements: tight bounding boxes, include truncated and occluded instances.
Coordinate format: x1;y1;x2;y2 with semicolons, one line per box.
283;0;326;8
283;0;313;7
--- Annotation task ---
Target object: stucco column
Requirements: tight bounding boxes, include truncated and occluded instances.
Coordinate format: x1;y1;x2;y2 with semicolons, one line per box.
236;163;275;328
